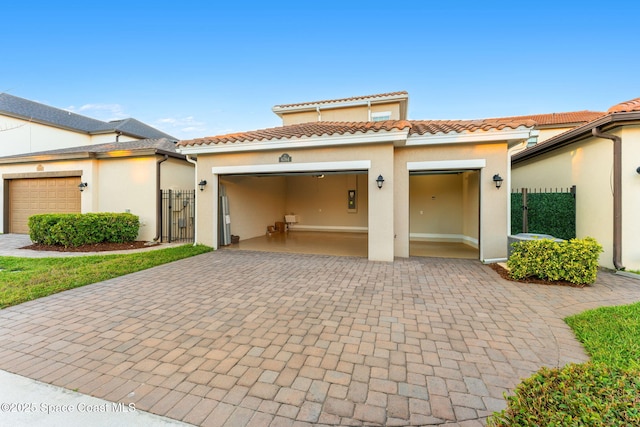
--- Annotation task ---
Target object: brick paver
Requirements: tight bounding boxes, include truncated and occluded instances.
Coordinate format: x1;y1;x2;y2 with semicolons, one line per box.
1;246;640;426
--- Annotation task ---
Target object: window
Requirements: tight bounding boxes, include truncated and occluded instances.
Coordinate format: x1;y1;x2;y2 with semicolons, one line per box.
371;111;391;122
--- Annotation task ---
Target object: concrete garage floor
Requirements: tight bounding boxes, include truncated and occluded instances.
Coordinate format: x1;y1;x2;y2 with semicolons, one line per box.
1;247;640;426
225;231;478;259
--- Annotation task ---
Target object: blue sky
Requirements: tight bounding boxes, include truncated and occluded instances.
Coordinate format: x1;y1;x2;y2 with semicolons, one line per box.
2;1;639;140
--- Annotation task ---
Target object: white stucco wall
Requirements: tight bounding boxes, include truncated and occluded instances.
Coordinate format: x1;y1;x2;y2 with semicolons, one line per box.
0;116;91;156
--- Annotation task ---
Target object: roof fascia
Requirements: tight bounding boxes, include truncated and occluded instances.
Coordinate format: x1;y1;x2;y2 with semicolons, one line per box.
272;94;409;116
407;127;535;147
0;152;95;165
178;129;409;155
512;112;640;164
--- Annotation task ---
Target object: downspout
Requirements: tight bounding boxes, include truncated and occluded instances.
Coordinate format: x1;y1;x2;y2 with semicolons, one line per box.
592;127;624;270
186;155;198;246
153;154;169;241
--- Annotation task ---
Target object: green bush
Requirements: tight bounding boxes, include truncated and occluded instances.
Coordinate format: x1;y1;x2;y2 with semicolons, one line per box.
488;363;640;426
507;237;602;285
28;213;140;247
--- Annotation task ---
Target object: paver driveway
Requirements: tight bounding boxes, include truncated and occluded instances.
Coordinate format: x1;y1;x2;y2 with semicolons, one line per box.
0;250;639;426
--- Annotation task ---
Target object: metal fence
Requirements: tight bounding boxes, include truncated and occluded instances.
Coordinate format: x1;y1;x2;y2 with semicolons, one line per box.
161;189;195;243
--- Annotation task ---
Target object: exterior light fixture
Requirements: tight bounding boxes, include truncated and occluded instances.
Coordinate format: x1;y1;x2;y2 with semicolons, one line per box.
636;166;640;175
198;179;207;191
78;182;88;192
376;175;385;189
492;174;504;189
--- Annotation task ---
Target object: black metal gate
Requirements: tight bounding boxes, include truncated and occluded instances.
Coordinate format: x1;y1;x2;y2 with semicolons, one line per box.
161;189;195;243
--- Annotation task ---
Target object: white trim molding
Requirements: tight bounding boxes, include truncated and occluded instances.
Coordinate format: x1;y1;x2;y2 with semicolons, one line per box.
407;128;533;147
410;233;479;248
180;129;409;155
290;225;368;233
407;159;486;171
212;160;371;175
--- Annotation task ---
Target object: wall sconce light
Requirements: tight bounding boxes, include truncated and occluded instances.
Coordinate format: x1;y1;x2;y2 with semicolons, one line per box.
198;179;207;191
78;182;88;192
636;166;640;175
492;174;504;189
376;174;385;189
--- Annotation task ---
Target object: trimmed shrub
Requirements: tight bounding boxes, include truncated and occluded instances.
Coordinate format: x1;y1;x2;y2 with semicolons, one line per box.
28;213;140;247
507;237;602;285
488;363;640;427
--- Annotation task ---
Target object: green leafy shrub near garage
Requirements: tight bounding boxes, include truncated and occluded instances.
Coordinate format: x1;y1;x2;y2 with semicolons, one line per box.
507;237;602;285
28;213;140;247
488;363;640;426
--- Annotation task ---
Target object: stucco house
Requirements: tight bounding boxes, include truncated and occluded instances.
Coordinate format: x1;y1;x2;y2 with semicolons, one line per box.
178;91;539;262
512;97;640;271
0;94;194;241
0;93;176;156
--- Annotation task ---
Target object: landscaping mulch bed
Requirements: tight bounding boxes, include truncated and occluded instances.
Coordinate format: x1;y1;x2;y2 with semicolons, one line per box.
488;262;586;288
21;241;154;252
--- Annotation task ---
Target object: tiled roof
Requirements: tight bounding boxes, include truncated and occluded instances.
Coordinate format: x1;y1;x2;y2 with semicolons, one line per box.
409;119;536;135
273;91;408;109
0;93;177;140
178;118;535;148
489;111;605;126
0;138;180;161
608;97;640;113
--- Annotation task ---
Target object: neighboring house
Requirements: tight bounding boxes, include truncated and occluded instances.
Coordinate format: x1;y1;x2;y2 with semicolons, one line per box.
178;91;538;262
0;93;193;242
0;93;177;157
512;97;640;271
0;138;194;241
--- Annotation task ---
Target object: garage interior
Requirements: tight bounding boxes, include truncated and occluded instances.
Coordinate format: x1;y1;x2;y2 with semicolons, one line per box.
219;170;479;259
409;171;479;259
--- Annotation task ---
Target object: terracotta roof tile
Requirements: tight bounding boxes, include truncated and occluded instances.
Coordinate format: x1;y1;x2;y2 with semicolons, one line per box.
273;91;408;109
179;121;411;147
178;118;535;148
608;97;640;113
409;119;536;136
489;111;605;126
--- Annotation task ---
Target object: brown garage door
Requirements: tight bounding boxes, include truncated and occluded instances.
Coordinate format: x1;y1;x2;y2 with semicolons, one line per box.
9;177;81;234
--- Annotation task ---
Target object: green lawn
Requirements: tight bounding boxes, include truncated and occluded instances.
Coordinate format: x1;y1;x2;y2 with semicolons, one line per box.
489;301;640;426
0;244;212;309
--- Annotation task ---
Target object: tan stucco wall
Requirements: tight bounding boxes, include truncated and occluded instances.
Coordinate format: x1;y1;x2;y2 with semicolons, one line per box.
285;174;368;231
220;175;287;240
280;102;401;125
395;142;509;261
161;158;195;190
462;171;480;246
409;174;464;237
536;127;576;143
621;125;640;270
1;155;193;241
511;132;625;269
195;143;395;261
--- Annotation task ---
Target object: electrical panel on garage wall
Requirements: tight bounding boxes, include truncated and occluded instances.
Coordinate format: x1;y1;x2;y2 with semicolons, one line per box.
347;175;357;213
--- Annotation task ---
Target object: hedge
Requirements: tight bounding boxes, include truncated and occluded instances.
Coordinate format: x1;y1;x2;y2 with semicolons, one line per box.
507;237;602;285
511;191;576;240
28;213;140;247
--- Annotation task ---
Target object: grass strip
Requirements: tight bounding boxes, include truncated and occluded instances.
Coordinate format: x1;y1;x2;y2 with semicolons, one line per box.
0;244;212;309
